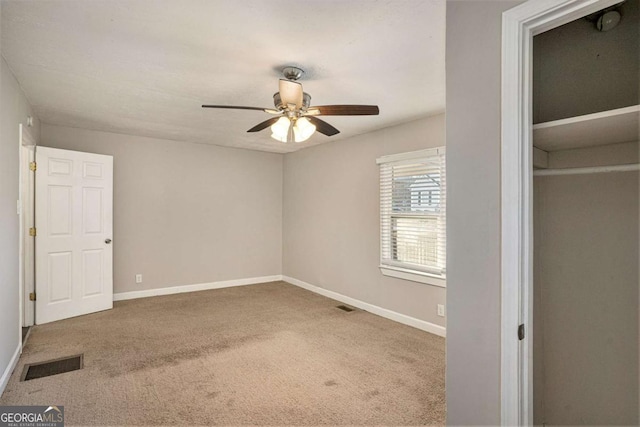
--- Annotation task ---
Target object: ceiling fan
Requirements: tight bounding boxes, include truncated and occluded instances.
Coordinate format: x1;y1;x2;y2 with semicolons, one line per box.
202;67;379;143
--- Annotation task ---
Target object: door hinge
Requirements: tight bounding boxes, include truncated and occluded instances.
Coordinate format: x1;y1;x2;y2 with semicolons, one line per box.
518;324;525;341
29;292;36;301
29;161;37;171
29;227;36;237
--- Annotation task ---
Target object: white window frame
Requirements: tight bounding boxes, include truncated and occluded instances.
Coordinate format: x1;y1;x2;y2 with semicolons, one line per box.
377;147;446;288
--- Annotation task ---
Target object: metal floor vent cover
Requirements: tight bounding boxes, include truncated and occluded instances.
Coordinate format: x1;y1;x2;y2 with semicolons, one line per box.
336;305;354;312
21;354;84;381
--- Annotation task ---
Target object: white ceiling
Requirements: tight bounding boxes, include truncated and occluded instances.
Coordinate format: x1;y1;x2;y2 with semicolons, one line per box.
1;0;445;153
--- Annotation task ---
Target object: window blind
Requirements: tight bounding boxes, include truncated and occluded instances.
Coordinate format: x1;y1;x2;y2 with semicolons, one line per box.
379;148;446;277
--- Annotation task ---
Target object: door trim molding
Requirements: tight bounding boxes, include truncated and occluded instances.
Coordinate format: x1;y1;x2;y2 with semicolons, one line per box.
500;0;618;424
19;124;37;331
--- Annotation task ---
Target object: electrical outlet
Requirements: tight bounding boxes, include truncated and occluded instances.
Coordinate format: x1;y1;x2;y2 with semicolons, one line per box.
437;304;445;317
135;274;143;284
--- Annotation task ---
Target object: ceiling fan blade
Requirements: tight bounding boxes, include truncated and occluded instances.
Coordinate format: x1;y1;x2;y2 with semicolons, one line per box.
202;105;274;113
279;79;303;109
247;117;281;133
308;105;379;116
307;116;340;136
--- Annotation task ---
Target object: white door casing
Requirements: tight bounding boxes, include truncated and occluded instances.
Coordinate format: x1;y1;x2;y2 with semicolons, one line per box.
19;124;36;327
35;146;113;324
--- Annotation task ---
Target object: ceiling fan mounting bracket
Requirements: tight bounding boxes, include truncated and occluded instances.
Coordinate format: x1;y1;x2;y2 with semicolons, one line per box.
282;66;305;81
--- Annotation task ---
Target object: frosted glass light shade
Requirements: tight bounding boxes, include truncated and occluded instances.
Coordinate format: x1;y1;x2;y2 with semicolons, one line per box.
270;117;291;142
293;117;316;142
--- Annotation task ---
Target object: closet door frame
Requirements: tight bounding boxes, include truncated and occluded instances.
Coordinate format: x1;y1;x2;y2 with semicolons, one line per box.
500;0;619;425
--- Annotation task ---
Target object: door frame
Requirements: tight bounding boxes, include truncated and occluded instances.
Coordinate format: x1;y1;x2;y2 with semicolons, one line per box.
500;0;618;424
19;124;37;334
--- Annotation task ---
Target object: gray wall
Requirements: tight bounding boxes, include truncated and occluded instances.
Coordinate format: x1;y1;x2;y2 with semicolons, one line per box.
445;1;524;424
533;168;639;425
41;125;283;295
0;57;40;386
282;115;446;327
533;0;639;123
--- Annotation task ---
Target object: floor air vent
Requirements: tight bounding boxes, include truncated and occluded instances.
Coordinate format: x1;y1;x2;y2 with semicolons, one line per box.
21;354;84;381
336;305;354;312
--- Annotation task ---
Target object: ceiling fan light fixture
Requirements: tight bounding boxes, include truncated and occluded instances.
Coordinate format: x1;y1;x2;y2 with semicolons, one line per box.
204;66;379;142
270;132;287;143
270;116;291;142
293;117;316;142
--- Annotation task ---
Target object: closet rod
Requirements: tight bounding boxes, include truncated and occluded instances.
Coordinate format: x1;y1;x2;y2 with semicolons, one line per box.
534;163;640;176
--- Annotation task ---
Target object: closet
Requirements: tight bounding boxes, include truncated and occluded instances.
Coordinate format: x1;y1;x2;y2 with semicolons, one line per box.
532;1;639;425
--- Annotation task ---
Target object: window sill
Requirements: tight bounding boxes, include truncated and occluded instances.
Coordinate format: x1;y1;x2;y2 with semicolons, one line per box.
379;265;446;288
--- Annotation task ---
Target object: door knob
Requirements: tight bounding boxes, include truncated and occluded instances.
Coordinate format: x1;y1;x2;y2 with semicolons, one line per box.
105;238;112;244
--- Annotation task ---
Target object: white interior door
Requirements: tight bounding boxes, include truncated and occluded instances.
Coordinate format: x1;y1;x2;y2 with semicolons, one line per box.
35;146;113;324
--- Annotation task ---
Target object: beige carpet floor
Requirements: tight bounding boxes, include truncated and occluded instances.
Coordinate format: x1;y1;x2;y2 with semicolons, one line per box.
1;281;445;426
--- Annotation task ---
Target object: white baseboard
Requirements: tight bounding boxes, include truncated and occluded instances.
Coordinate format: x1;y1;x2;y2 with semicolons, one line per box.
282;275;446;338
0;344;21;397
113;275;283;301
112;274;446;338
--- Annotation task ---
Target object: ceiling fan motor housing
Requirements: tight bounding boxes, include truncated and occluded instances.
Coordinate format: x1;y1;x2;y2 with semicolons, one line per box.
273;92;311;111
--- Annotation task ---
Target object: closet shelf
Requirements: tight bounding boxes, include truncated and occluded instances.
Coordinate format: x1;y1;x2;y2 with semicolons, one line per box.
533;163;640;177
533;105;639;152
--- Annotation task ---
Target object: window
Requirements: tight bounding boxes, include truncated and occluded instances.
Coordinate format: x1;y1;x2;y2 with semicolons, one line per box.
377;147;446;287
